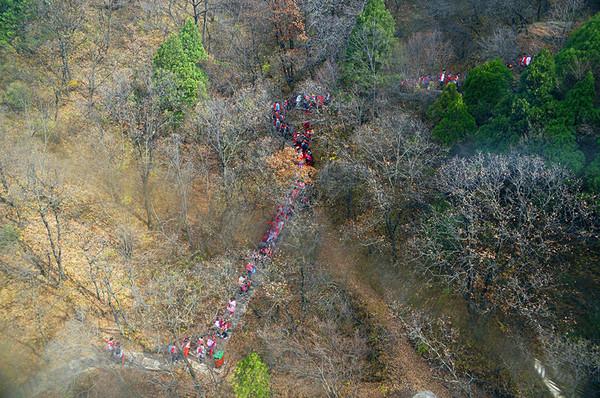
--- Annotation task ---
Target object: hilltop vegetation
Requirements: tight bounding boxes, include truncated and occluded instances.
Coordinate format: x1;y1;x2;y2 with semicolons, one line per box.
0;0;599;397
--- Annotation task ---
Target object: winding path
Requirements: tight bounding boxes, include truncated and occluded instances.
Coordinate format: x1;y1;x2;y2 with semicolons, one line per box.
106;96;321;375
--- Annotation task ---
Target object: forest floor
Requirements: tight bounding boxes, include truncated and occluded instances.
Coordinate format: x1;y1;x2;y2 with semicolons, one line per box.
315;212;451;398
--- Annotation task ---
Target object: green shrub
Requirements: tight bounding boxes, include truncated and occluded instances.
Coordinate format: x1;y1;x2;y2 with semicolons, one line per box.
0;224;19;249
562;71;599;126
521;49;557;108
0;0;30;44
560;12;600;82
429;84;476;146
473;115;519;152
3;80;30;111
233;352;270;398
540;120;585;174
179;18;207;64
585;155;600;192
463;59;513;124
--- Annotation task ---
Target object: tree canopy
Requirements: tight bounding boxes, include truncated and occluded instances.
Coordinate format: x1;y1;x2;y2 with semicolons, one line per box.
233;352;270;398
342;0;395;90
0;0;29;44
153;19;208;107
428;84;476;146
463;59;513;124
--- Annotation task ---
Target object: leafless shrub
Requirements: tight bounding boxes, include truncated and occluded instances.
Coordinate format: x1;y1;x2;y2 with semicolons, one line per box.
259;321;368;398
394;304;475;397
541;332;600;397
413;153;594;322
402;30;454;79
351;112;441;259
478;27;519;62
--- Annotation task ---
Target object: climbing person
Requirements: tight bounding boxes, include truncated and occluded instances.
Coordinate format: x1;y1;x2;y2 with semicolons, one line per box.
303;95;310;111
182;337;191;359
169;342;179;363
245;262;255;277
113;342;124;361
221;321;232;340
227;298;236;316
240;278;252;293
439;69;446;89
238;275;246;289
316;95;325;110
259;246;272;257
305;150;314;166
104;336;115;351
525;55;532;66
206;336;216;358
196;342;206;361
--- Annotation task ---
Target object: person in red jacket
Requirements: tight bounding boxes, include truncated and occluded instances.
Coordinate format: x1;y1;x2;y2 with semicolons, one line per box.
439;69;446;88
182;337;191;358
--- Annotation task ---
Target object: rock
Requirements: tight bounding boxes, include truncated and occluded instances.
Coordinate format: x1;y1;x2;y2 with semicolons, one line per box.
141;357;162;371
413;392;437;398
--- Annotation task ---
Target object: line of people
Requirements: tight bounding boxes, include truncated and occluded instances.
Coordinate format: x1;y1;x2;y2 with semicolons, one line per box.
416;54;535;90
273;96;317;167
102;94;323;371
173;179;303;366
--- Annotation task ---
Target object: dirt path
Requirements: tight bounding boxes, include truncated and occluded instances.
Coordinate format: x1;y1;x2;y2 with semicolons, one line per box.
317;221;451;398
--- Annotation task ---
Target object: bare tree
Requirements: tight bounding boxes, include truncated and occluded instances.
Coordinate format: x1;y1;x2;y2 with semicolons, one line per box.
196;85;269;179
84;0;117;114
164;134;195;245
352;112;441;259
318;160;367;221
395;305;475;397
549;0;585;22
301;0;367;77
541;332;600;397
260;322;367;398
402;30;455;78
0;153;67;284
413;154;594;321
36;0;89;86
107;69;179;229
477;26;519;62
268;0;308;86
549;0;586;45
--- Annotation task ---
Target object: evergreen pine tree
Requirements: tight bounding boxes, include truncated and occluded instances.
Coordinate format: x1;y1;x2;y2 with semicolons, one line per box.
428;84;476;146
463;59;513;124
342;0;395;90
180;18;207;64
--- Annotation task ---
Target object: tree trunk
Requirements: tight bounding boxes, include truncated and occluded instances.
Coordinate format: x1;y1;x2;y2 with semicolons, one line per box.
59;39;71;85
141;169;152;229
202;0;208;49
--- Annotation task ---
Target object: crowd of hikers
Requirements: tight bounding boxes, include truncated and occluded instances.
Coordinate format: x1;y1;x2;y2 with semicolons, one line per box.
102;93;324;369
415;53;535;90
272;93;328;167
103;336;125;365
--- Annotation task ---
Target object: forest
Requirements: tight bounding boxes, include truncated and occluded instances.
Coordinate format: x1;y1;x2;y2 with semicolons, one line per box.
0;0;599;397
